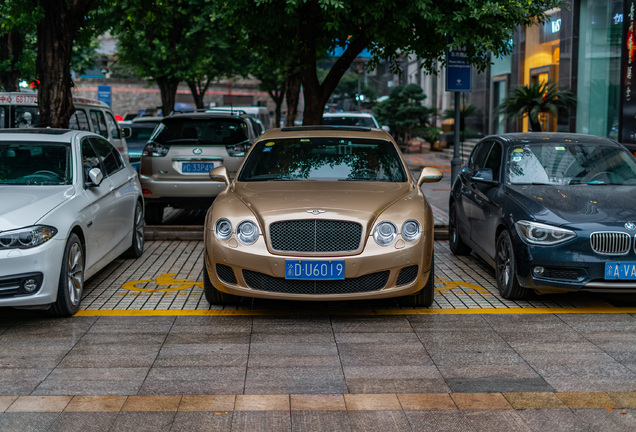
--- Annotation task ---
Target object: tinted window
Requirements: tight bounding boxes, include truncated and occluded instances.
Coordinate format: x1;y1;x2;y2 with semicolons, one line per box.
69;109;91;131
90;110;108;137
323;116;378;128
151;118;249;145
82;138;102;183
239;138;407;182
484;142;502;181
89;137;123;176
0;141;71;185
466;141;493;172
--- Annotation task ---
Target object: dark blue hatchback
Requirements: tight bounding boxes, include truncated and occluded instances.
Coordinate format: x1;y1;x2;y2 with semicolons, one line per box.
449;132;636;299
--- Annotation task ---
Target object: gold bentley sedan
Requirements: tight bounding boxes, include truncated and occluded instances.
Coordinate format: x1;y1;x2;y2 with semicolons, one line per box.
203;126;442;306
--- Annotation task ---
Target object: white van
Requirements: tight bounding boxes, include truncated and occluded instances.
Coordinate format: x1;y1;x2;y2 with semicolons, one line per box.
208;105;272;131
0;92;128;159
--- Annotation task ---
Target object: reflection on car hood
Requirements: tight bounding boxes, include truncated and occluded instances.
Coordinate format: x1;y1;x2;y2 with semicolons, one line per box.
234;182;414;218
507;184;636;224
0;186;74;228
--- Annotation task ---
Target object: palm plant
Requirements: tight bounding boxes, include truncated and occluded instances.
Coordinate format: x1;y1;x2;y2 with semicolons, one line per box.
495;81;576;132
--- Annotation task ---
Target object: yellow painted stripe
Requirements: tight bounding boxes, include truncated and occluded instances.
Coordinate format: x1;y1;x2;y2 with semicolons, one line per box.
75;305;636;317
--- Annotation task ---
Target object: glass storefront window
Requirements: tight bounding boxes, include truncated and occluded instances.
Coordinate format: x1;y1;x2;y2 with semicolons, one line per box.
576;0;623;139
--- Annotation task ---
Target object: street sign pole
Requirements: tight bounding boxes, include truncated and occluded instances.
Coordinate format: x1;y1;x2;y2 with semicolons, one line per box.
445;40;471;186
452;92;461;185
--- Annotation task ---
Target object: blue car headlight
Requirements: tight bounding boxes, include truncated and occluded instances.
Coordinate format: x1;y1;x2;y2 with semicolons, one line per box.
0;225;58;249
515;220;576;245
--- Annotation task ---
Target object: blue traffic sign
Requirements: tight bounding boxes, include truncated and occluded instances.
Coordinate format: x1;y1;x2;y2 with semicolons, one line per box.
446;46;472;92
97;85;112;106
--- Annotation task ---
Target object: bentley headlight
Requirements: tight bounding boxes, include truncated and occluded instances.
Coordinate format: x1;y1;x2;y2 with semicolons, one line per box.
515;220;576;245
0;226;58;249
401;220;421;242
374;221;397;246
214;218;233;240
236;220;259;245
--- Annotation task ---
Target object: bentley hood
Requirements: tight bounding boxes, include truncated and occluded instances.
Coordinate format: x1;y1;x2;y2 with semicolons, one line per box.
232;182;416;220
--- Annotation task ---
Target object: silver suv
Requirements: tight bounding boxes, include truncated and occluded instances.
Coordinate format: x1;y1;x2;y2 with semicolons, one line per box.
139;111;257;224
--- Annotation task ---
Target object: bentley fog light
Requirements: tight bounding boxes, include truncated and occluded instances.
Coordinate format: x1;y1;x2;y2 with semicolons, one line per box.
401;220;421;242
214;218;233;240
374;222;397;246
515;221;576;245
237;221;259;245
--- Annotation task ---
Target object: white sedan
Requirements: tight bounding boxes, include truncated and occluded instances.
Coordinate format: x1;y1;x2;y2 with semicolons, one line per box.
0;129;144;316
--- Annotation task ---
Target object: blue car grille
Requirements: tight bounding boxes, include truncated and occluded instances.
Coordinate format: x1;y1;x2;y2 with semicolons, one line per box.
590;232;631;255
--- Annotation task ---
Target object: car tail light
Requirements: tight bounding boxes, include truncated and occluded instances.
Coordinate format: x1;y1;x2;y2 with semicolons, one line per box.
142;142;170;157
225;143;247;157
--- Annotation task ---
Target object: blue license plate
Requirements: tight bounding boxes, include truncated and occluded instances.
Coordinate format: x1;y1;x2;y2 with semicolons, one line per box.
605;262;636;280
182;162;216;173
285;260;345;280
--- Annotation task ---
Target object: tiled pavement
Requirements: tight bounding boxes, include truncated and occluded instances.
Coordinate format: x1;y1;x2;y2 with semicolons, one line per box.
3;313;636;430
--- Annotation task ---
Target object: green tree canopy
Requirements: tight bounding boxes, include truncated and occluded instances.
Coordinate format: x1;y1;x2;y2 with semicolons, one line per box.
220;0;561;125
374;83;436;144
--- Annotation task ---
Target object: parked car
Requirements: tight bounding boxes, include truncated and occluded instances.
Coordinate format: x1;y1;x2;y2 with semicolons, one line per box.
0;129;144;316
121;116;162;171
139;111;258;224
322;112;390;132
449;132;636;299
0;91;129;160
208;105;272;130
202;126;443;306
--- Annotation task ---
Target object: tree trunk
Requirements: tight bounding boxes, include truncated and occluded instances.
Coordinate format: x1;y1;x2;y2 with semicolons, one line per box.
529;114;542;132
268;88;284;129
157;77;180;115
285;72;301;127
297;1;369;125
187;78;210;109
37;0;93;127
0;31;24;92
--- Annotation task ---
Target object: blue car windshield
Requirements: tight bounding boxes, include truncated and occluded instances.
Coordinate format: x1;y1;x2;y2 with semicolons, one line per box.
507;143;636;186
0;142;71;185
238;137;407;182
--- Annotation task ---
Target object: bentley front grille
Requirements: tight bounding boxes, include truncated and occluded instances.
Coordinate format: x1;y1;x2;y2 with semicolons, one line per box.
270;220;363;252
590;232;631;255
243;270;389;295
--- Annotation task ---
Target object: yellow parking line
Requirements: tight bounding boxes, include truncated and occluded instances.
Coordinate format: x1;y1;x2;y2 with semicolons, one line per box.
75;305;636;317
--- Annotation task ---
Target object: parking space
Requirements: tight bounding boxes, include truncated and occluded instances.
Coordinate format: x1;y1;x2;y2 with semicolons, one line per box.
78;239;636;315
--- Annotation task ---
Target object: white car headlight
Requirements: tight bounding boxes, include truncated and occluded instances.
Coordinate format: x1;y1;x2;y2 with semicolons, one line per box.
214;218;233;240
374;221;397;246
0;225;58;249
515;220;576;245
236;220;259;245
401;220;421;242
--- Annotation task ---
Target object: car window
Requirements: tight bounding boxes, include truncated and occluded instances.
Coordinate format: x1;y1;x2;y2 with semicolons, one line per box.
466;141;493;172
69;109;91;131
507;143;636;185
90;110;108;138
88;136;124;176
323;116;378;128
0;141;71;185
484;142;502;181
238;137;407;182
151;118;249;145
105;111;121;139
13;106;39;128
